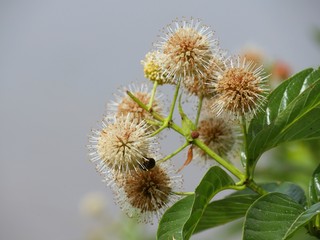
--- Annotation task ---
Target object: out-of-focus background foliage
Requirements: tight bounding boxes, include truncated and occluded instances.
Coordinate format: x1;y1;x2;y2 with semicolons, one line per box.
1;1;320;239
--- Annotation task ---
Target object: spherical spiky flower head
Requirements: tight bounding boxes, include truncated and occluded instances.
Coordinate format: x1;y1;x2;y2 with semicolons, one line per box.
210;57;268;119
88;114;157;174
141;51;173;85
156;18;217;83
114;162;182;223
109;84;163;126
182;53;225;97
195;115;240;164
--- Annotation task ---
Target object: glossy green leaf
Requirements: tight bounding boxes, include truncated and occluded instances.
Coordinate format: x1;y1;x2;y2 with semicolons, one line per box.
157;166;235;240
156;195;194;240
284;203;320;239
193;194;259;234
243;192;305;240
309;164;320;206
249;68;316;136
182;167;235;239
193;182;306;235
247;68;320;174
244;192;320;240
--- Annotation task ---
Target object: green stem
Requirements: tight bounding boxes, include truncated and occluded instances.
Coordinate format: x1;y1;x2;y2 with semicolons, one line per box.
193;138;245;181
195;95;203;127
173;191;194;196
149;80;181;136
147;81;158;111
157;141;190;164
245;179;268;195
241;116;250;177
145;119;162;127
127;90;165;123
167;79;181;123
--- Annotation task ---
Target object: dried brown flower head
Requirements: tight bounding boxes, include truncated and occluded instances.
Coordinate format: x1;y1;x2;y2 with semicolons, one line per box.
114;162;182;223
195;115;239;163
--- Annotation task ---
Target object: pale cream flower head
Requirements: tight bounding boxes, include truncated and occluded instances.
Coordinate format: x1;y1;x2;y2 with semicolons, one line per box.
88;114;158;174
156;17;219;83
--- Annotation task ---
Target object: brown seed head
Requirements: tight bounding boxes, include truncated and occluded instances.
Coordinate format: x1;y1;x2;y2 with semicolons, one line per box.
196;117;236;160
123;166;172;213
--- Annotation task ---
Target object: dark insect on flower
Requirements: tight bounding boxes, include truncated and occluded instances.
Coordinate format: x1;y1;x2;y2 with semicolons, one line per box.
140;157;156;171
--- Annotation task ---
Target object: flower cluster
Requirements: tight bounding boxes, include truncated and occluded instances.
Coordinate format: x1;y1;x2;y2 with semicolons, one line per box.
88;85;182;223
142;17;268;119
88;17;269;224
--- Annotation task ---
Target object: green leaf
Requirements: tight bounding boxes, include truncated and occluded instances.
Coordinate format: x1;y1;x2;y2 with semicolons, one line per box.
244;193;320;240
157;166;235;240
182;167;235;239
283;203;320;239
156;195;194;240
247;68;320;174
309;164;320;206
249;68;319;137
193;182;306;235
193;194;259;234
243;192;305;240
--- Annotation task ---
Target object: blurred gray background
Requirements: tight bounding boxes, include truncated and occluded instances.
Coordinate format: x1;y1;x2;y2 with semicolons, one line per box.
1;1;320;239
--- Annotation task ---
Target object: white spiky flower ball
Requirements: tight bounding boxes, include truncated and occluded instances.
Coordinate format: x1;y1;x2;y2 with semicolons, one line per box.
88;114;158;174
156;17;219;83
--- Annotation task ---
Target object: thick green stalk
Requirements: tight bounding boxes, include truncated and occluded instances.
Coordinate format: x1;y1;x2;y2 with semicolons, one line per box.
173;191;194;196
245;179;269;195
193;138;245;181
